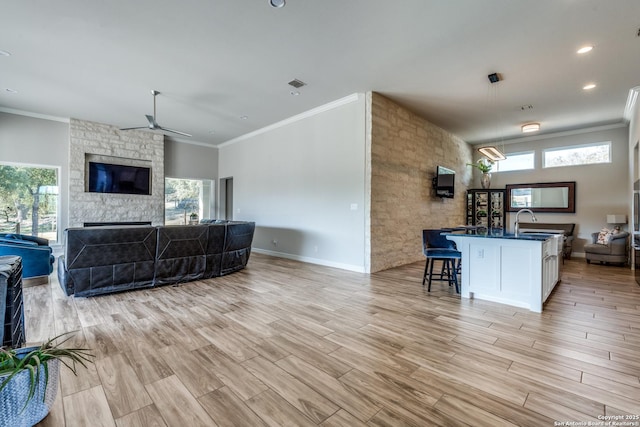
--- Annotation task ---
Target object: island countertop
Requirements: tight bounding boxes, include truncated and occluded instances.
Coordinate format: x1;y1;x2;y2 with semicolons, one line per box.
442;230;555;241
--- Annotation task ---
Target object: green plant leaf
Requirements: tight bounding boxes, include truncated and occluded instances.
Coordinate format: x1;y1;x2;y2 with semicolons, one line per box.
0;331;94;410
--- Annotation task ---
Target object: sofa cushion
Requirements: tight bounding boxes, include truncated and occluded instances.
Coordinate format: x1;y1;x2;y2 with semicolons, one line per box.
154;225;208;285
204;223;227;278
584;243;612;254
221;222;255;275
62;226;157;297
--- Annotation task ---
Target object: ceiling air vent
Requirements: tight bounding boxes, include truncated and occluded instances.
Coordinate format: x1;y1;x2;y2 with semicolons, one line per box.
288;79;306;88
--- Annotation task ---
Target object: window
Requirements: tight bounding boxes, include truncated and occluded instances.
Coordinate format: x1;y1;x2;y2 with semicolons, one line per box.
494;151;535;172
0;163;59;242
543;142;611;168
164;178;215;225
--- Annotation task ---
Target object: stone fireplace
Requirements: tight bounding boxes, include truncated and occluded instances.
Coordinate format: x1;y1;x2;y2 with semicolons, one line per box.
68;119;165;227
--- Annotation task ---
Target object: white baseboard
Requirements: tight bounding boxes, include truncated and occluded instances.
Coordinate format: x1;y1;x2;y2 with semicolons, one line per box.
251;248;366;273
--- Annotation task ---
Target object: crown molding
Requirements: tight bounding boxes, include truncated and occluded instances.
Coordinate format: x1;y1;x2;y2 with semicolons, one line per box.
0;107;69;123
164;135;217;148
218;93;361;148
471;122;628;146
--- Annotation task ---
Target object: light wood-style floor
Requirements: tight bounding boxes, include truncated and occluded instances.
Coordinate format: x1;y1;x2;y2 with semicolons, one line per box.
24;254;640;427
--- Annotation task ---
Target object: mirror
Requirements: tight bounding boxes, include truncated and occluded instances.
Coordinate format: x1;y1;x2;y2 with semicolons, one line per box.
506;181;576;213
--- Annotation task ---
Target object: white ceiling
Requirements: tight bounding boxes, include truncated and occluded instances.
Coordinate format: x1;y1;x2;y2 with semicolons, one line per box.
1;0;639;146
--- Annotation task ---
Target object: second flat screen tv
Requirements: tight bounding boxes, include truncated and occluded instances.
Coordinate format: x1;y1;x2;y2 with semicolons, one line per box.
88;162;151;195
435;165;455;198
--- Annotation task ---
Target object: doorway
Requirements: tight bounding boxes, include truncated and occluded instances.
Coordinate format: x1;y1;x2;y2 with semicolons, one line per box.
219;177;233;220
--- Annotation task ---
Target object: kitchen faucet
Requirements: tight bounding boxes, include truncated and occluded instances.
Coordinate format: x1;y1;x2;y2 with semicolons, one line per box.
514;209;537;237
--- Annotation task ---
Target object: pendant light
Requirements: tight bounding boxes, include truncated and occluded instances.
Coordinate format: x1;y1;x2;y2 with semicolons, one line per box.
478;146;506;161
479;73;507;161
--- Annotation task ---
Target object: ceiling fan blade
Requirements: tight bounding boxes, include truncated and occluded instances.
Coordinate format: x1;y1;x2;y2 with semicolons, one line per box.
158;126;192;137
119;126;149;131
122;91;190;136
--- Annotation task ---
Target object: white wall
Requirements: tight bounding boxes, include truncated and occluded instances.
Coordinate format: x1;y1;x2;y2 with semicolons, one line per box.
218;95;367;272
629;88;640;248
0;112;70;242
164;139;218;180
165;139;219;221
486;125;630;255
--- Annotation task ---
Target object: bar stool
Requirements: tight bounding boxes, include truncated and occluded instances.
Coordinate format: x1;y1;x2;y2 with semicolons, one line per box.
422;229;461;293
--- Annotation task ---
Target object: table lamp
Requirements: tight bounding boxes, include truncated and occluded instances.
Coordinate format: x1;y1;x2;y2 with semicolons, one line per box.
606;214;627;232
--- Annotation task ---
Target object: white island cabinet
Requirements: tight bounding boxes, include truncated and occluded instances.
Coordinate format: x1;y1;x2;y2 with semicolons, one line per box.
445;233;562;313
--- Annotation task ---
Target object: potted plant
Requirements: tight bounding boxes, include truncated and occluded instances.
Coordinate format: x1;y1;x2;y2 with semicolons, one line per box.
0;333;93;427
189;212;199;224
467;158;494;188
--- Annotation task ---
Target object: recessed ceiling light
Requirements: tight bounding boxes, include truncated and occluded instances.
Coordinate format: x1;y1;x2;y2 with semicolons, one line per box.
0;50;11;57
521;123;540;133
583;83;597;90
577;45;593;54
269;0;285;8
5;88;18;94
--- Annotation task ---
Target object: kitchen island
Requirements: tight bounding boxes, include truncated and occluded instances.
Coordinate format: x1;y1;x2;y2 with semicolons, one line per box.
445;231;563;313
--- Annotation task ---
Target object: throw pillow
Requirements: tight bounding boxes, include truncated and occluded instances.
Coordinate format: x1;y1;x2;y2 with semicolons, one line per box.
596;228;613;245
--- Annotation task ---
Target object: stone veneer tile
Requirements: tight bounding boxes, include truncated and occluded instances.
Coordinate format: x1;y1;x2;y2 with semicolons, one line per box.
68;118;164;227
368;92;473;272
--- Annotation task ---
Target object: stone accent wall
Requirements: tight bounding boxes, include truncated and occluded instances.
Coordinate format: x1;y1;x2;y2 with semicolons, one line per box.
368;92;473;272
68;119;164;227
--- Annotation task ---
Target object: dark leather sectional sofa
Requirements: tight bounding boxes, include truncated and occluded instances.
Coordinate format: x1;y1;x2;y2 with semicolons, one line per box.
57;221;255;297
517;222;575;259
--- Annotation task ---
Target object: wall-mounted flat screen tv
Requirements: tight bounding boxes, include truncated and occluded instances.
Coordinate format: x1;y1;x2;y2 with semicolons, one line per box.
88;162;151;195
434;165;455;198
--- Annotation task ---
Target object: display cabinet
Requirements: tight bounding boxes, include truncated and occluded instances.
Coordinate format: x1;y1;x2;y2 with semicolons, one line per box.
466;189;506;232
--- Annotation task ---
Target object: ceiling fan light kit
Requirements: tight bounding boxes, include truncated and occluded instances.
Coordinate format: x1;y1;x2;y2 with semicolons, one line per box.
120;90;191;137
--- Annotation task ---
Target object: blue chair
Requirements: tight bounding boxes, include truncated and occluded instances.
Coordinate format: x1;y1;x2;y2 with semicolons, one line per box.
0;234;54;279
422;229;461;293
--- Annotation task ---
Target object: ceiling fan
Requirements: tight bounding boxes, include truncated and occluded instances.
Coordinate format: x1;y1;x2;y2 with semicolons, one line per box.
120;90;192;137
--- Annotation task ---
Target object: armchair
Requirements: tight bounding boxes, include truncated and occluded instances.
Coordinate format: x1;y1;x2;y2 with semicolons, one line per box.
0;233;55;278
584;231;629;265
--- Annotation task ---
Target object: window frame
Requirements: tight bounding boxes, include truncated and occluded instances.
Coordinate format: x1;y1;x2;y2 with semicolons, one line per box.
542;141;612;169
494;150;535;173
164;177;216;225
0;161;60;243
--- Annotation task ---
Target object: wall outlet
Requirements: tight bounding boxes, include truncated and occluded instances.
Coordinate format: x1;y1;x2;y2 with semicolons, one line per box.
271;239;277;246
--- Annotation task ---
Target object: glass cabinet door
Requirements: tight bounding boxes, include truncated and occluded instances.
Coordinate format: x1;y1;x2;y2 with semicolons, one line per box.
467;189;505;232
